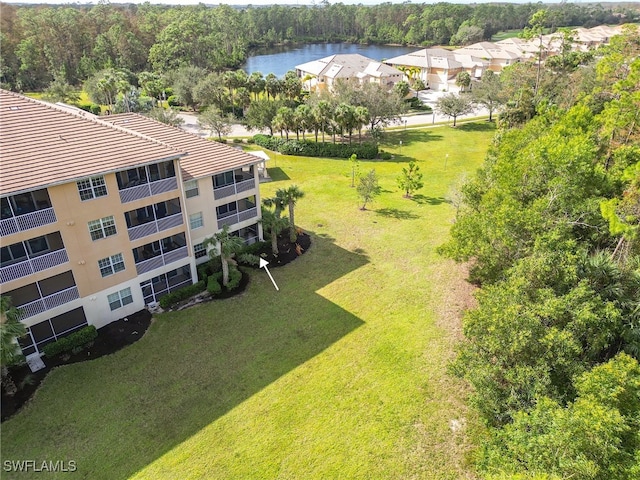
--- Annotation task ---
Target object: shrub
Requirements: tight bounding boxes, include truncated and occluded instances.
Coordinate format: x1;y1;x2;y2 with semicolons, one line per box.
43;326;98;357
158;280;206;309
76;102;101;115
227;266;242;290
207;273;222;295
246;137;255;144
381;152;392;160
167;95;181;107
233;138;243;144
253;135;378;159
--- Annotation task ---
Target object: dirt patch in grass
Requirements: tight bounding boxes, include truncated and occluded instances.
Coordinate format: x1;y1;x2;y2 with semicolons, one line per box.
1;309;152;422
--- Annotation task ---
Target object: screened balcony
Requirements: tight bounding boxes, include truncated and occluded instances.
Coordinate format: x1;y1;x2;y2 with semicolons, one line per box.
125;198;183;241
117;160;178;203
212;166;256;200
132;232;188;275
140;264;192;305
231;223;260;245
5;271;79;321
1;189;56;237
1;232;68;284
216;196;258;229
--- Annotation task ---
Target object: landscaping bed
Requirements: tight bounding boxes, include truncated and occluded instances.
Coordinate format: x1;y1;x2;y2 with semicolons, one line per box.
1;309;152;422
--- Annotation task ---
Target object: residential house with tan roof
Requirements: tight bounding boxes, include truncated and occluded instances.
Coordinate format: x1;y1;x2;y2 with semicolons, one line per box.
295;54;403;92
384;48;488;92
0;90;263;360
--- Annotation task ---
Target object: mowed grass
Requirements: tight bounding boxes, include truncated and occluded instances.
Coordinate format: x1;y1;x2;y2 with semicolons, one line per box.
1;123;495;479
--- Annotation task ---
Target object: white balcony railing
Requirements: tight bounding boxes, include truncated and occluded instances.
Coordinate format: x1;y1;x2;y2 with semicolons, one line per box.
0;249;69;284
213;177;256;200
18;285;80;321
1;208;57;237
127;213;183;241
119;177;178;203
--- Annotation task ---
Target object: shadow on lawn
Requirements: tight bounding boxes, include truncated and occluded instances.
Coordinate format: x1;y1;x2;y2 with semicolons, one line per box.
266;166;290;182
411;194;447;206
2;232;369;480
375;208;419;220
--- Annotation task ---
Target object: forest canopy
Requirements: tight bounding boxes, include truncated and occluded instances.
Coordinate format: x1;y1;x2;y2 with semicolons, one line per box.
1;1;638;91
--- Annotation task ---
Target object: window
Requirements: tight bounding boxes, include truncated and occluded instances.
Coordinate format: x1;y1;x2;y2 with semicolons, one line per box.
184;180;199;198
77;176;107;201
194;243;207;259
107;287;133;311
189;212;203;230
88;216;117;241
98;253;125;277
213;171;235;188
216;202;237;217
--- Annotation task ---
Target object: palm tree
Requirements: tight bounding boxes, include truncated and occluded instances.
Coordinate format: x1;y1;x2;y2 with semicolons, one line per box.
276;185;305;242
314;100;333;143
1;296;26;396
263;196;285;218
260;206;290;255
203;225;245;287
354;106;370;144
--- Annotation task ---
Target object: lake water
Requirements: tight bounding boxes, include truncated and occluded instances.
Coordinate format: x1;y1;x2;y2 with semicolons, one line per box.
243;43;416;78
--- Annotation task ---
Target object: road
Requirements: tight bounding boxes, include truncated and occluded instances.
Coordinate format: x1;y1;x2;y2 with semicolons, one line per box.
177;91;489;138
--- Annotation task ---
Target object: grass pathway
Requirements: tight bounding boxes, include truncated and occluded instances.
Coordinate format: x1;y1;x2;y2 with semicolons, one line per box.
1;123;494;479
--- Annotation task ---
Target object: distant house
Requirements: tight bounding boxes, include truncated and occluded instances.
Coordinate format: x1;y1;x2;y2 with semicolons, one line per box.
385;48;488;92
453;42;521;73
295;54;403;92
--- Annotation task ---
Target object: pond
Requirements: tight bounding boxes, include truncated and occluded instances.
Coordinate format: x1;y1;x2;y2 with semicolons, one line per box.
242;43;416;77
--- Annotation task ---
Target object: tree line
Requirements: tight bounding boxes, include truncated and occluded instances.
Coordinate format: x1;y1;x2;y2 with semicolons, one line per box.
1;1;637;92
440;26;640;478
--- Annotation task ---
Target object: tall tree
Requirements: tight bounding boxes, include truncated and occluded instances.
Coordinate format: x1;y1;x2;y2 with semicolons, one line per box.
198;106;234;142
203;225;245;287
471;70;503;122
276;185;305;242
260;206;289;255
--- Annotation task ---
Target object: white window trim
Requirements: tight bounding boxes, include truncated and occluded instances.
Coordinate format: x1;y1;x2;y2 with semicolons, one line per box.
108;287;134;311
189;212;204;230
89;216;117;241
77;176;108;201
184;180;199;198
98;253;125;277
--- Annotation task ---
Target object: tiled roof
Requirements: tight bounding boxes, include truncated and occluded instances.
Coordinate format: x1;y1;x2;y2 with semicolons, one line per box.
0;90;184;196
105;114;262;181
297;54;402;80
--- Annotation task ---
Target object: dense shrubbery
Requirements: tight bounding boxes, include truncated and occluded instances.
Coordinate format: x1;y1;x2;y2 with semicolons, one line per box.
440;29;640;478
253;134;378;159
43;326;98;358
158;280;207;309
76;102;101;115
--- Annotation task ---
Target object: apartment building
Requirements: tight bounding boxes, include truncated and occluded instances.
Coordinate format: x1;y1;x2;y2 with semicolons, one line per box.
0;90;262;358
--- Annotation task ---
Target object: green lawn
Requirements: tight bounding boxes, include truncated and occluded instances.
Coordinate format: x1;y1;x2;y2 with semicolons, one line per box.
2;123;495;479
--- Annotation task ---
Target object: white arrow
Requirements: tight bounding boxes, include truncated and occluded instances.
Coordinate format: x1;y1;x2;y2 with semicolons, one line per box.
259;258;279;291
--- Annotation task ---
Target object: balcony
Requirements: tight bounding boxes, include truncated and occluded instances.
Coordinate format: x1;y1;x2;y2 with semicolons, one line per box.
117;161;178;203
213;167;256;201
119;177;178;203
18;286;80;320
213;178;256;200
1;232;68;284
4;271;79;321
1;248;69;284
125;198;183;241
1;190;56;237
133;233;189;275
217;207;258;229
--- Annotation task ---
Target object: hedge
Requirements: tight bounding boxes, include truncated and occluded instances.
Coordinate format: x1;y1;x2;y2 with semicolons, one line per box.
207;273;222;295
253;135;378;159
158;280;206;309
43;326;98;357
76;102;101;115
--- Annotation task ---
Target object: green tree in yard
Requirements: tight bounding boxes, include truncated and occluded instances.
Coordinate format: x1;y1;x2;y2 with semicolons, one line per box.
260;206;289;255
199;106;233;142
397;161;424;198
394;81;410;99
276;185;305;242
84;68;131;112
455;71;471;92
43;72;79;103
169;66;207;111
1;296;26;396
245;99;279;136
472;70;503;122
203;225;245;287
357;169;381;210
436;93;474;127
193;71;229;111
